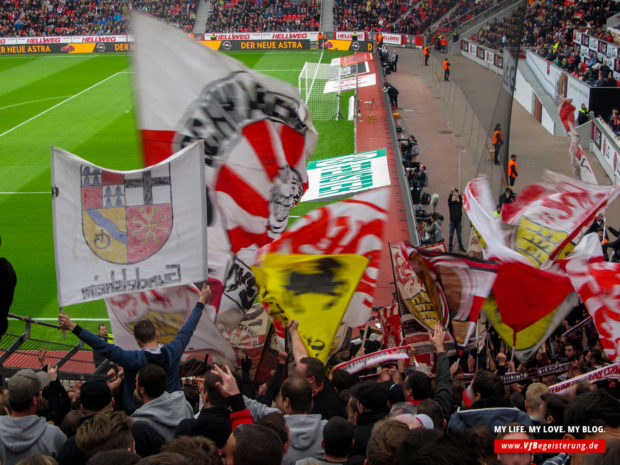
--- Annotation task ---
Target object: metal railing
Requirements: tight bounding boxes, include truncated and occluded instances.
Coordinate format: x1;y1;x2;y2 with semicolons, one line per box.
0;314;107;381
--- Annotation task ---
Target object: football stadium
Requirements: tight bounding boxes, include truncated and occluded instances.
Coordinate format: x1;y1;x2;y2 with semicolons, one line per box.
1;0;620;463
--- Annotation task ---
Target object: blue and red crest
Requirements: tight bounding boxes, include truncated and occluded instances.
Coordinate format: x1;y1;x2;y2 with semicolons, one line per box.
81;165;173;264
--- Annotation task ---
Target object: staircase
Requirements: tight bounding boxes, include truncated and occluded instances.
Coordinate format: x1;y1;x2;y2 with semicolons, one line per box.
193;0;210;35
320;0;335;33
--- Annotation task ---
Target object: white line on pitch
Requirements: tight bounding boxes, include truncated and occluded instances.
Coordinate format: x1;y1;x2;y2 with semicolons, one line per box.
0;96;72;111
255;69;300;72
0;192;49;194
0;71;127;138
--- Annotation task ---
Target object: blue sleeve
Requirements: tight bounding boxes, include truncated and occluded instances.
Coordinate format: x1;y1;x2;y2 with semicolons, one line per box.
447;411;466;433
73;325;142;369
164;302;204;362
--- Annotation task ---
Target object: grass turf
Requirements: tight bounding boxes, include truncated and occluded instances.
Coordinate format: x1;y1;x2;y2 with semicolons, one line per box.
0;49;354;343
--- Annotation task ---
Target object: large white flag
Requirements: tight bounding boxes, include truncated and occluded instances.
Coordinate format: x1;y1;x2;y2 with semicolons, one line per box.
105;285;235;363
131;14;317;326
51;142;207;306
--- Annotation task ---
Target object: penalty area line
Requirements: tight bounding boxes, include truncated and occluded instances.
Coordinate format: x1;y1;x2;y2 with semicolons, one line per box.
0;71;126;138
0;192;50;195
0;96;72;111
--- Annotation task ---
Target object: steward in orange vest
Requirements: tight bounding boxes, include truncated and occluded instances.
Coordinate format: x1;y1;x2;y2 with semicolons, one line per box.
508;154;518;187
492;123;503;165
424;45;430;65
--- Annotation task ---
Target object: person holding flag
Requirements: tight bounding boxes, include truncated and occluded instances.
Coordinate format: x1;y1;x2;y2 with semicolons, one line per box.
58;284;213;412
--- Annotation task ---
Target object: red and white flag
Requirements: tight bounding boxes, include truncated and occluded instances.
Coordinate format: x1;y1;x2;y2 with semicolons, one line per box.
412;249;499;347
131;14;317;325
259;188;390;328
559;98;597;185
105;284;236;363
501;171;619;267
463;176;581;360
565;233;620;362
389;242;450;332
377;303;404;348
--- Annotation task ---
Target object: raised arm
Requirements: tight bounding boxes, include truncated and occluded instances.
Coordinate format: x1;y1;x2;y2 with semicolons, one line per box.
59;312;140;369
165;283;212;360
428;321;453;419
288;319;309;365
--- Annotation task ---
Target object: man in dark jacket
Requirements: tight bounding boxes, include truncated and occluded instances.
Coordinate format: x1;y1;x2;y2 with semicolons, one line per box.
289;320;346;420
58;284;212;412
448;188;466;253
349;382;389;458
403;322;453;420
0;235;16;340
447;369;532;432
176;371;232;447
58;379;164;465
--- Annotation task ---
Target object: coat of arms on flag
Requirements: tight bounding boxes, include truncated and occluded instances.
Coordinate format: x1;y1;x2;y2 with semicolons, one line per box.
52;142;208;306
81;165;173;264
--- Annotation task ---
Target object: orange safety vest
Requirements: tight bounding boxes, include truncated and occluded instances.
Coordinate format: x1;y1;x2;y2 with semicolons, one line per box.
493;130;502;145
443;60;449;70
441;37;447;46
508;159;518;178
378;33;383;42
424;46;429;55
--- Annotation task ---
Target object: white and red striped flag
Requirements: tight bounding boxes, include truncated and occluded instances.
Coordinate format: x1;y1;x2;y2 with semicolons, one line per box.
565;233;620;362
131;14;317;326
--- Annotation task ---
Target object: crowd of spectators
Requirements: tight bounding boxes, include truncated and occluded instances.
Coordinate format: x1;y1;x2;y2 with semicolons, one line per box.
0;0;196;37
205;0;320;33
469;0;620;54
434;0;497;36
333;0;410;34
2;253;619;465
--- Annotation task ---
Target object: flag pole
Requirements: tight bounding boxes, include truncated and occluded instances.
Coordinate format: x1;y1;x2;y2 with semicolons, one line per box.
387;241;406;339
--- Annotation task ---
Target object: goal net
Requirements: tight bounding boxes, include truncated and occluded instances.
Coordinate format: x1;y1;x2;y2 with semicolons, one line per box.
298;62;341;120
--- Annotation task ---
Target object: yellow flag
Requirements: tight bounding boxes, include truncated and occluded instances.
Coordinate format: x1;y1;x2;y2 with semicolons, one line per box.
252;253;369;362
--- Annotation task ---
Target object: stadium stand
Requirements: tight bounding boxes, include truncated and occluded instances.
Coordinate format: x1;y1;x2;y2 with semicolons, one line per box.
205;0;321;32
469;0;620;53
0;0;196;36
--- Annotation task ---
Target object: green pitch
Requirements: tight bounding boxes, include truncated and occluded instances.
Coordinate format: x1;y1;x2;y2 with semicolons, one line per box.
0;50;354;343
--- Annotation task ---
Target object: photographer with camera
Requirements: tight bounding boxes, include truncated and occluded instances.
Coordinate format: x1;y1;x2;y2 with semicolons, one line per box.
448;187;466;253
400;135;419;168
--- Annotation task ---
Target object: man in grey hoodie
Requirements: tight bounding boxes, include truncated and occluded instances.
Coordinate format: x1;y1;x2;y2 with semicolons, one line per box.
275;377;327;465
132;363;194;441
0;368;66;464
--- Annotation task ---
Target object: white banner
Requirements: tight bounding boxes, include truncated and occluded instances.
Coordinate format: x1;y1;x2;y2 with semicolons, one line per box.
208;32;262;40
106;284;235;362
323;73;376;93
549;363;620;394
332;346;410;374
335;31;366;41
381;33;403;45
51;142;208;305
0;35;131;45
261;31;319;40
301;149;390;201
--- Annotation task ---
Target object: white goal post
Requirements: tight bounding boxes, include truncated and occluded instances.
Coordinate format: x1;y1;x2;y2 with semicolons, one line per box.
298;61;342;121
